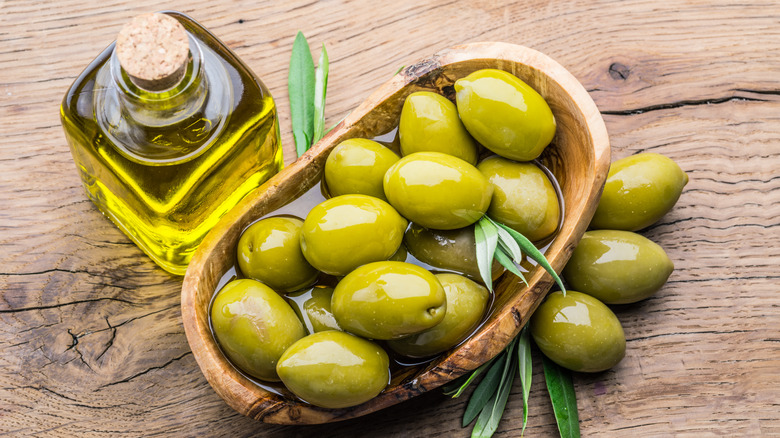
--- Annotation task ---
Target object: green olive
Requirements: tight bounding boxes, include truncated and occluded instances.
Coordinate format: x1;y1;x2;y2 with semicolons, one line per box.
324;138;400;201
286;286;341;333
563;230;674;304
530;291;626;373
388;243;408;262
276;331;389;409
399;91;478;164
383;152;492;230
454;69;555;161
590;153;688;231
300;194;407;276
403;223;504;282
388;273;489;358
237;216;318;292
332;261;446;340
477;156;560;242
210;279;306;382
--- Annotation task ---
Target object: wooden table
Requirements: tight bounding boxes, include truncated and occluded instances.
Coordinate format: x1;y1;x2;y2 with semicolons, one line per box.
2;1;778;436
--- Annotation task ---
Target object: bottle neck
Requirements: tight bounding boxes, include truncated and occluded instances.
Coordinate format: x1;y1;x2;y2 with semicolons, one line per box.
110;34;207;128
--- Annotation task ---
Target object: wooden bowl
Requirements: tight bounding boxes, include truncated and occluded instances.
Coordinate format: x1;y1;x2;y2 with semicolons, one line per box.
181;42;610;424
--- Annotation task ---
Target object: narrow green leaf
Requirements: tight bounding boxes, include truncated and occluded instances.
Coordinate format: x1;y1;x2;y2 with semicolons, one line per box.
472;390;498;438
495;225;523;264
394;65;405;75
312;44;329;145
293;128;310;158
471;340;517;438
288;31;315;157
442;371;471;397
475;217;499;292
323;113;348;137
463;350;507;427
542;355;581;438
494;248;529;287
491;218;567;295
517;326;532;437
442;356;497;398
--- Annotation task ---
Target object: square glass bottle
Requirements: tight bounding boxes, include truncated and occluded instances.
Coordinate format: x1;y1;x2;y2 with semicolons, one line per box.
60;11;283;275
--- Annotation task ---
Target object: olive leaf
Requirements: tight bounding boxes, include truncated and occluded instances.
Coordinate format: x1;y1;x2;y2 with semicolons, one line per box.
323;113;348;137
487;217;566;295
288;31;315;157
312;44;329;145
494;248;528;287
471;339;517;438
464;215;572;437
463;348;508;427
442;356;498;398
476;215;564;292
495;225;523;264
518;326;532;437
474;217;499;292
543;355;581;438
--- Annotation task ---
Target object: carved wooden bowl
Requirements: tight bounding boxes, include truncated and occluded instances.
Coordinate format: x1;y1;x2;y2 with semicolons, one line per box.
181;42;610;424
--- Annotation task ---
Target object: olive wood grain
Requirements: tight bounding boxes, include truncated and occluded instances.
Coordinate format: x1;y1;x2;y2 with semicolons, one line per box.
181;42;610;424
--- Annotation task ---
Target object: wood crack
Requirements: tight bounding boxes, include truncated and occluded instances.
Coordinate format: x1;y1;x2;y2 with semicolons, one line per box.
0;297;139;314
95;317;117;362
733;88;780;96
89;304;178;360
97;352;192;390
1;268;110;277
66;329;94;372
627;329;752;342
690;175;780;186
666;274;780;284
644;217;779;233
600;91;777;116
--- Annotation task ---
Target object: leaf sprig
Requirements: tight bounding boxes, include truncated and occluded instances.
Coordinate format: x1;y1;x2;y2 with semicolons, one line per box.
444;328;534;438
474;216;566;294
448;325;579;438
288;32;329;157
443;216;578;438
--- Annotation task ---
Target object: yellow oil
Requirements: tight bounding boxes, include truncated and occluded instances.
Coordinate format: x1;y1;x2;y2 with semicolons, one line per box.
60;12;283;275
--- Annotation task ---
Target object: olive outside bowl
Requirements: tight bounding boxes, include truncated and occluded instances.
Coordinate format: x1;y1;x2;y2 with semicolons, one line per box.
181;42;611;424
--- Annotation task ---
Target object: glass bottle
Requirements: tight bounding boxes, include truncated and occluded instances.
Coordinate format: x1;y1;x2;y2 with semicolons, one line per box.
60;11;283;275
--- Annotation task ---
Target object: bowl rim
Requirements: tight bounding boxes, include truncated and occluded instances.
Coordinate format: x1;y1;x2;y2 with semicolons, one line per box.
181;41;611;425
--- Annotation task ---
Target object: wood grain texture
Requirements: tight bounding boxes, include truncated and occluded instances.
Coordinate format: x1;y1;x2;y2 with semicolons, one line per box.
1;0;778;436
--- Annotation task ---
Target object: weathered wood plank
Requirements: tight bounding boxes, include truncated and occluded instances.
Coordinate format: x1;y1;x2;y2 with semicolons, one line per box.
1;0;778;436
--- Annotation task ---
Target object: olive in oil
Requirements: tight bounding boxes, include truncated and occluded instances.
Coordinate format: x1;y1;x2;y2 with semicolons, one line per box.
60;12;283;275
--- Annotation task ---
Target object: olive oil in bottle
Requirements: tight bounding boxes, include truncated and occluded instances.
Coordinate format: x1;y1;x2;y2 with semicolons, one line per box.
60;12;283;275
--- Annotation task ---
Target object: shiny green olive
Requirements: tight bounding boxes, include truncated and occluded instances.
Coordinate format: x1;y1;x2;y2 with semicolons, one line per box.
332;261;446;340
530;291;626;373
454;69;555;161
591;153;688;231
276;331;389;409
210;279;306;382
477;156;560;242
399;91;478;164
383;152;492;230
300;195;407;276
388;243;408;262
324;138;400;201
237;216;318;292
286;286;341;333
563;230;674;304
388;273;489;358
403;223;504;282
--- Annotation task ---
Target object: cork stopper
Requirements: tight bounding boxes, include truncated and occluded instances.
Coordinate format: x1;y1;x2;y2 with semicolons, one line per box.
116;13;190;92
